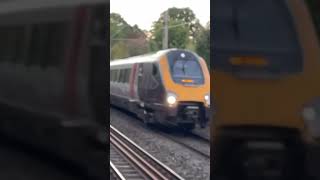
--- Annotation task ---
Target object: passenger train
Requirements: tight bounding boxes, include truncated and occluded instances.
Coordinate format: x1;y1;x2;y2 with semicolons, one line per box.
212;0;320;179
0;1;107;179
110;49;210;130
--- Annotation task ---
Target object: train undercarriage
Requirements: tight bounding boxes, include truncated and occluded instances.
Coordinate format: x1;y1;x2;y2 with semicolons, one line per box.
137;101;210;130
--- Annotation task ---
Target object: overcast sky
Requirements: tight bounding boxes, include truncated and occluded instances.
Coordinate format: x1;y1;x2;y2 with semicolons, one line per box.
110;0;210;31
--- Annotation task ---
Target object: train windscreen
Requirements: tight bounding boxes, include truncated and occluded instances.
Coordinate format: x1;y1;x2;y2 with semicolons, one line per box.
212;0;303;78
167;50;204;85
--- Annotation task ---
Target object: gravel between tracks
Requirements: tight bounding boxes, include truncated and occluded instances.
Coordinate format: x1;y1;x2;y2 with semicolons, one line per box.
110;108;210;180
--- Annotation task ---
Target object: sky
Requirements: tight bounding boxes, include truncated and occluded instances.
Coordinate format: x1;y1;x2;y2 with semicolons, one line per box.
110;0;210;31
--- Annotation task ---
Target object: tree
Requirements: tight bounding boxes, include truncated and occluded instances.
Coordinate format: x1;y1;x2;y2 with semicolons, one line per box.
111;41;129;60
165;7;203;40
110;13;149;60
149;8;203;51
110;13;131;41
150;19;189;51
195;22;210;67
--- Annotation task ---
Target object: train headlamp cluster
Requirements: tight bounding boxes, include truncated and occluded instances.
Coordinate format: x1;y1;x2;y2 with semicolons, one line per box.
302;100;320;138
204;94;210;106
166;92;177;106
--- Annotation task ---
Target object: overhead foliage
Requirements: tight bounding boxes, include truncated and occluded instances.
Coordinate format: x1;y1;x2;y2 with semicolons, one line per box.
110;13;149;60
149;7;204;51
195;21;210;67
110;10;210;66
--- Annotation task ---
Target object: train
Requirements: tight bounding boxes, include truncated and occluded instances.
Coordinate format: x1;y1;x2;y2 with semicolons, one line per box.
212;0;320;179
0;1;107;179
110;49;210;130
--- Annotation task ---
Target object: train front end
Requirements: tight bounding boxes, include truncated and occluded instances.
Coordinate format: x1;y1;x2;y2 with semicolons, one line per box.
212;0;320;179
158;49;210;130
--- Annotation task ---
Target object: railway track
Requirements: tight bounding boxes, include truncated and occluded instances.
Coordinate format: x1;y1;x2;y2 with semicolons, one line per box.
111;107;210;159
110;125;184;180
150;126;210;159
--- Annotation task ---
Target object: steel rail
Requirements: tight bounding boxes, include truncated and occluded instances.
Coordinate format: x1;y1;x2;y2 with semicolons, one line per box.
110;125;184;180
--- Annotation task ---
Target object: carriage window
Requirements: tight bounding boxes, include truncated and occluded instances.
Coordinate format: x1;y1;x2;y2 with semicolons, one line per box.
0;26;25;63
124;69;128;83
115;70;119;82
27;22;67;68
306;0;320;41
123;69;127;83
119;69;124;83
113;70;116;82
125;69;131;83
110;70;114;82
116;70;120;82
113;70;117;82
121;69;126;83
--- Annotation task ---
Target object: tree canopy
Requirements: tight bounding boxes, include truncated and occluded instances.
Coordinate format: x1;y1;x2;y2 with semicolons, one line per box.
110;9;210;68
110;13;149;60
195;22;210;67
149;8;203;51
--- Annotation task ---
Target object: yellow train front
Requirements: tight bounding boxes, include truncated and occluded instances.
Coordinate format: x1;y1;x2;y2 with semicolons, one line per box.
110;49;210;130
212;0;320;179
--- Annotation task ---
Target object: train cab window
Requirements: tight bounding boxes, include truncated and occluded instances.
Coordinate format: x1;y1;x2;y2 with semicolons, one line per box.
167;51;204;85
173;60;202;77
212;0;303;77
306;0;320;41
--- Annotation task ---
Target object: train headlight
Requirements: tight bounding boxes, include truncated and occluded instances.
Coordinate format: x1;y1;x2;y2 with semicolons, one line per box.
204;94;210;106
166;92;177;106
302;100;320;138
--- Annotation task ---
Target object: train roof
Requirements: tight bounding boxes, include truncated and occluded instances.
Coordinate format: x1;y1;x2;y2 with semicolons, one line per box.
0;0;107;15
110;48;187;67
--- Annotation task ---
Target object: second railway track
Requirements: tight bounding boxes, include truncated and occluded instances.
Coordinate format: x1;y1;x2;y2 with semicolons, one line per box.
110;125;184;180
149;126;210;159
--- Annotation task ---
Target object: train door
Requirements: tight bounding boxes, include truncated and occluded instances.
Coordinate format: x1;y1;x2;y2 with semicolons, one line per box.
137;63;155;103
141;63;163;104
149;63;165;104
137;63;145;103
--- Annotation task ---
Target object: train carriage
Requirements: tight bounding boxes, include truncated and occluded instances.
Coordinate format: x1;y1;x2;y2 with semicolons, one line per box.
0;1;107;179
110;49;210;130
